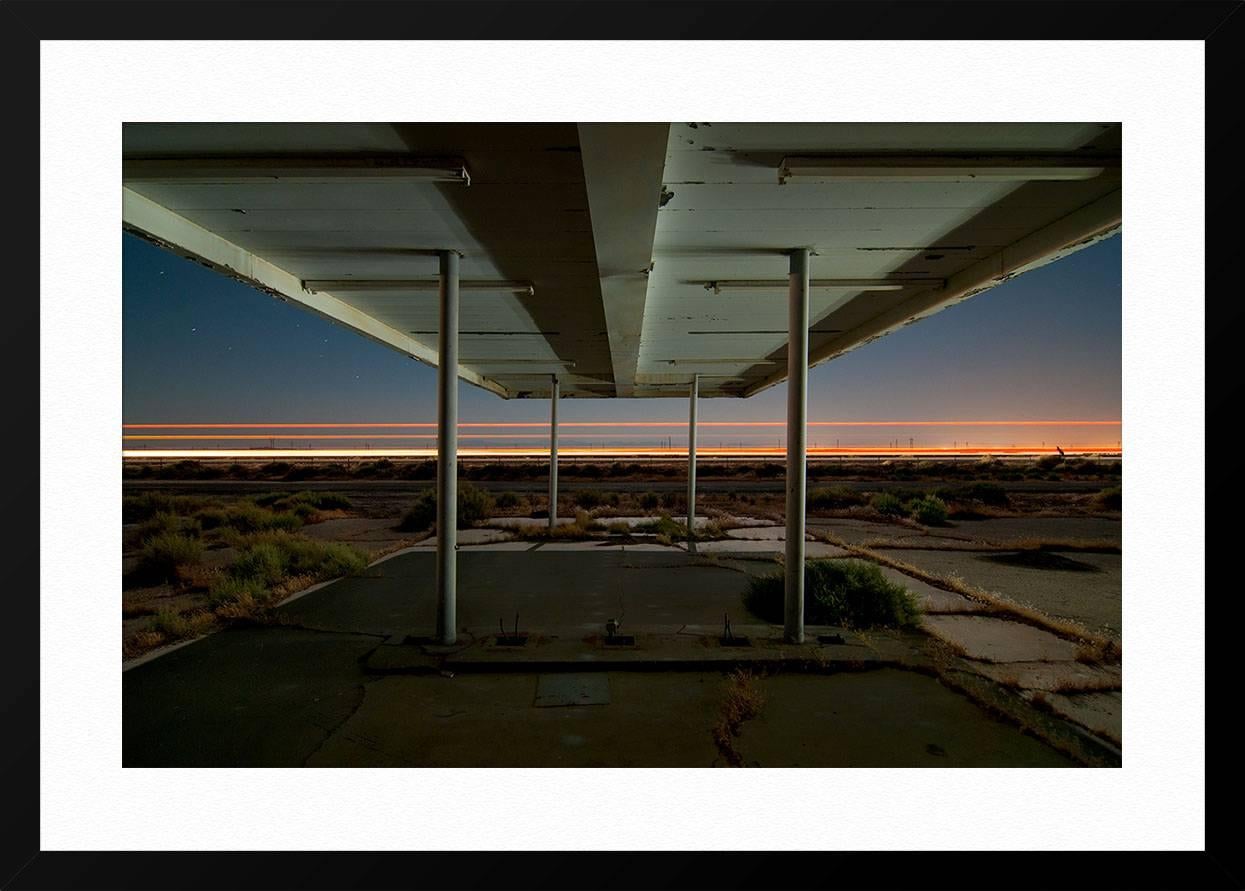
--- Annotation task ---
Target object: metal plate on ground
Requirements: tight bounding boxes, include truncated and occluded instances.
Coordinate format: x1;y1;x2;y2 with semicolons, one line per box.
534;674;611;708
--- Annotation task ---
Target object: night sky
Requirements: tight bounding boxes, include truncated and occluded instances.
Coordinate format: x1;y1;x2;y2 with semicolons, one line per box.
122;231;1121;450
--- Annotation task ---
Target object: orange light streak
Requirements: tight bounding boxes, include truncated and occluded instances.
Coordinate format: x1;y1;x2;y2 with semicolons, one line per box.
123;419;1121;430
123;445;1123;460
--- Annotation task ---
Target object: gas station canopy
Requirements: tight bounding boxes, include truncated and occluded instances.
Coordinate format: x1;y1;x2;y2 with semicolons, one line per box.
122;122;1120;400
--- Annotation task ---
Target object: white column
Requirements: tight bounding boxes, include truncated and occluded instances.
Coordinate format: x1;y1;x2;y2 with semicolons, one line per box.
548;375;560;528
686;374;699;554
435;250;459;645
785;248;810;644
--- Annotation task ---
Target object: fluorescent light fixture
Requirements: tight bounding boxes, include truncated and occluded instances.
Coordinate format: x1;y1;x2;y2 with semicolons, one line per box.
662;359;781;366
701;279;940;294
306;280;534;297
778;154;1113;184
123;156;471;185
463;359;577;368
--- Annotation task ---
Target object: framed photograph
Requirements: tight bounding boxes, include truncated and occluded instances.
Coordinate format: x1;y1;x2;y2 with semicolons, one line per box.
5;1;1229;887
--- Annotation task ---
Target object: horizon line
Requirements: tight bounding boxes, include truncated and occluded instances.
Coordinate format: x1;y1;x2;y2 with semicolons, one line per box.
123;419;1123;430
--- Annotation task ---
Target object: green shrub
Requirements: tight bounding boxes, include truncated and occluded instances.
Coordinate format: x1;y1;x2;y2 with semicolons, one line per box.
196;502;302;533
229;532;368;585
123;492;206;523
397;493;437;531
574;489;604;509
459;482;495;525
870;492;905;516
495;491;521;509
744;559;920;628
254;490;352;511
908;495;949;526
229;542;289;586
134;532;204;585
206;575;269;608
808;487;867;510
1092;486;1122;511
936;482;1009;507
634;514;687;539
639;491;660;510
134;511;201;543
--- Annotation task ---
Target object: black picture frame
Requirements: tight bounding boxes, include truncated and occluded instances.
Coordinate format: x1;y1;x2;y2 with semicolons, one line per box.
3;1;1234;888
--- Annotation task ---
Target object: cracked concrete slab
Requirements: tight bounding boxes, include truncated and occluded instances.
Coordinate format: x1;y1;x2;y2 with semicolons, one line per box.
975;660;1121;693
413;528;516;546
732;670;1075;767
876;567;991;615
1034;690;1121;745
883;547;1121;638
921;615;1082;663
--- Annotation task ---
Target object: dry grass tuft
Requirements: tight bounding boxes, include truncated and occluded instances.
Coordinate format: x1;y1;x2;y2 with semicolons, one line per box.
712;668;766;767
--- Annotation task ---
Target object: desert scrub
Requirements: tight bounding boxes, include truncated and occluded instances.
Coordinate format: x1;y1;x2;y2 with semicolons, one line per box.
907;495;949;526
494;491;522;509
206;574;270;609
133;531;204;585
808;487;867;510
1091;486;1122;511
744;559;920;628
148;607;215;642
869;492;906;516
123;492;207;523
397;482;495;531
253;490;352;512
229;532;369;586
131;511;201;545
639;491;660;510
935;482;1009;507
195;502;302;534
633;514;688;539
573;489;605;509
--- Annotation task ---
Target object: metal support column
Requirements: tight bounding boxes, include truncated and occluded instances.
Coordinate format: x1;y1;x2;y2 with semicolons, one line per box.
435;250;459;645
548;375;560;528
785;248;810;643
686;374;699;554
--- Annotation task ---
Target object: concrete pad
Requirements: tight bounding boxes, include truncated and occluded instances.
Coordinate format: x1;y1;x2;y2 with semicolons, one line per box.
726;526;816;541
806;518;911;544
733;670;1074;767
974;660;1121;693
535;541;628;552
301;517;406;544
123;626;379;766
460;540;538;551
876;567;990;615
487;516;576;528
275;550;761;636
305;672;723;767
413;528;515;547
1038;690;1121;744
948;516;1121;547
921;615;1082;663
884;547;1121;638
534;673;611;707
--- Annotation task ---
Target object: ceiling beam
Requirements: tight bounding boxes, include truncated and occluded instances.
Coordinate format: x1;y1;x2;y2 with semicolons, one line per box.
122;187;510;397
578;123;671;397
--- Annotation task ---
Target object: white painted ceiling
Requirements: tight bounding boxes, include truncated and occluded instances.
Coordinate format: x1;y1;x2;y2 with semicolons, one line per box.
122;122;1120;399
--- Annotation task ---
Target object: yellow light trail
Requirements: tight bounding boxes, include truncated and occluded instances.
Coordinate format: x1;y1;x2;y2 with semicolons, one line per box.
123;445;1123;460
123;419;1121;430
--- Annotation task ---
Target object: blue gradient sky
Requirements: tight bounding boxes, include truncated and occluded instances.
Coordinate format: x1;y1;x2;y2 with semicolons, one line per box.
123;232;1121;449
